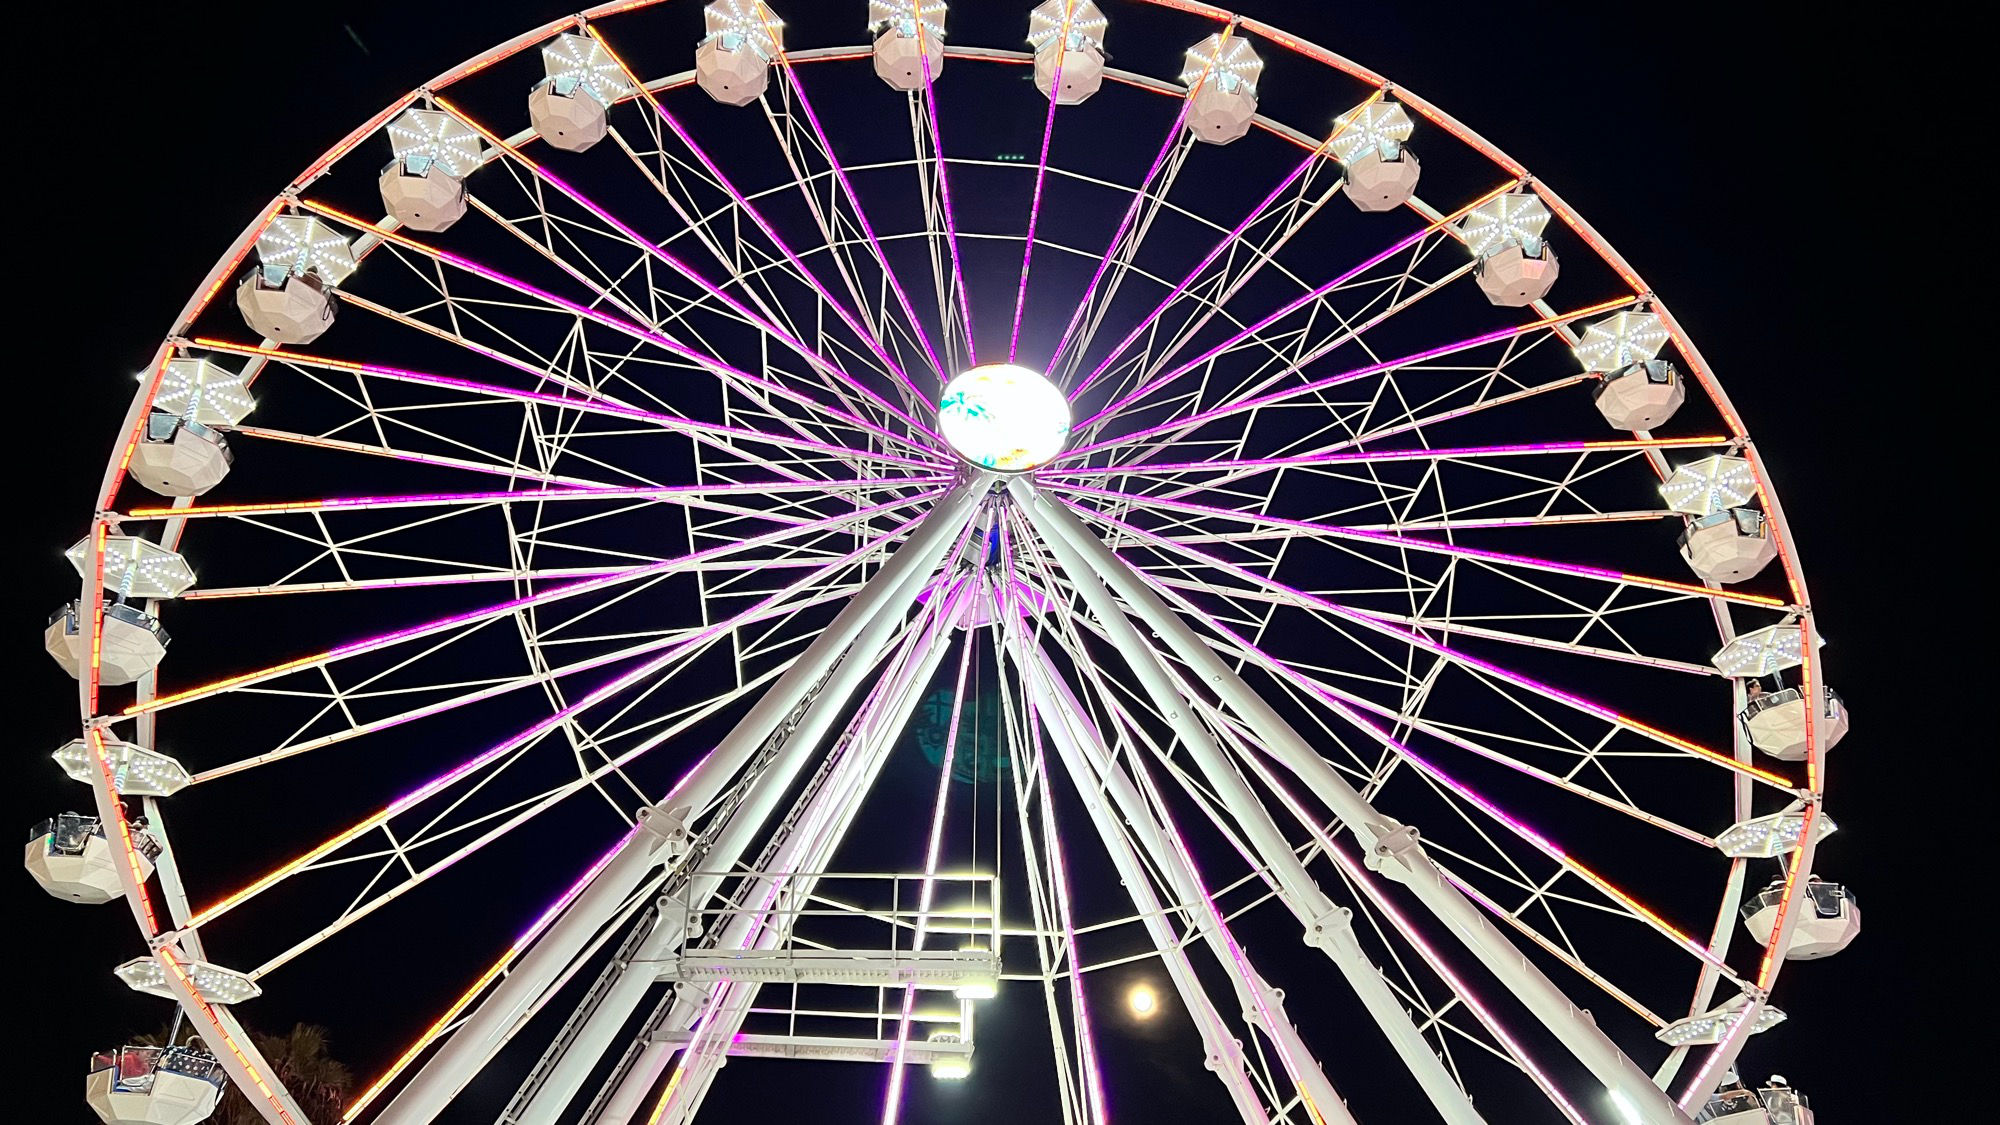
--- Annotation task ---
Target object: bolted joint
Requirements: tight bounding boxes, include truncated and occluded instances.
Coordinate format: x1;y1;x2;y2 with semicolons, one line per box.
1363;822;1424;884
1300;904;1354;950
637;803;695;863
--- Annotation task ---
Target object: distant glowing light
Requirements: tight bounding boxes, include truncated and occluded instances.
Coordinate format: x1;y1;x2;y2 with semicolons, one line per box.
937;364;1071;471
1127;982;1159;1019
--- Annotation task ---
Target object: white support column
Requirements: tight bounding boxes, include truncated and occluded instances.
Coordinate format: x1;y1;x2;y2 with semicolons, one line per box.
587;572;974;1125
514;540;977;1124
379;479;988;1125
1016;642;1275;1125
1011;479;1690;1125
642;581;980;1125
1009;486;1484;1124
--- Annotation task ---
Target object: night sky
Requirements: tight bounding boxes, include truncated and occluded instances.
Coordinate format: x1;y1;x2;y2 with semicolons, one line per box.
16;1;1959;1120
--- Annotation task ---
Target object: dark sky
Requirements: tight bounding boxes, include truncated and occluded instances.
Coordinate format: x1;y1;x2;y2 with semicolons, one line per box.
17;1;1961;1121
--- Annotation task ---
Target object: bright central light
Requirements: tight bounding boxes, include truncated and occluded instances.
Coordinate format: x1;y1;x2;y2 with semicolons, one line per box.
937;363;1071;472
1127;983;1159;1019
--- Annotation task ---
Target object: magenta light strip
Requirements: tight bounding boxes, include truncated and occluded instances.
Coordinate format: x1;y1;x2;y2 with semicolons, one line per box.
1044;480;1780;608
139;476;948;520
915;46;977;367
1040;437;1728;478
1072;131;1338;398
485;150;941;443
193;511;933;928
1007;49;1067;363
307;209;935;460
778;60;950;388
1063;303;1602;462
627;78;929;403
1045;103;1193;376
1075;221;1436;425
1027;709;1111;1123
200;341;947;472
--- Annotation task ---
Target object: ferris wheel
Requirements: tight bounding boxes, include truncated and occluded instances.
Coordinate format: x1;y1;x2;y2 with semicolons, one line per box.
35;2;1860;1123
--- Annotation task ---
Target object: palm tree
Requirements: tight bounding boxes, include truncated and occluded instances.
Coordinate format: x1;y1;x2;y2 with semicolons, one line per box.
137;1020;352;1124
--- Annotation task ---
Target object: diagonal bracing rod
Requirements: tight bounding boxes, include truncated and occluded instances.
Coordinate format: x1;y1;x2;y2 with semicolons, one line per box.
1009;477;1690;1125
376;478;988;1124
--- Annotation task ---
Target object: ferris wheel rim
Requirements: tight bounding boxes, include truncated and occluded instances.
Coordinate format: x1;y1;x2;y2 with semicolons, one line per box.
61;6;1836;1124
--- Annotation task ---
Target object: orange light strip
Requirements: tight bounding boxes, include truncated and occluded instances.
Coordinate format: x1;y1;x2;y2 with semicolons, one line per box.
342;828;636;1120
158;947;300;1124
1616;717;1793;789
90;726;161;936
341;956;510;1120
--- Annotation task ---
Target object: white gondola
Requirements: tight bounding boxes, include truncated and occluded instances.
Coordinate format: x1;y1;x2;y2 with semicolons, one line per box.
1680;508;1779;584
1696;1075;1815;1125
235;216;354;344
870;1;946;91
1027;0;1107;105
127;414;233;498
1742;877;1860;959
529;34;632;152
234;269;333;344
1462;191;1560;306
697;1;784;106
86;1045;226;1125
1332;101;1421;212
1180;33;1261;144
46;601;169;685
1574;311;1683;429
529;80;610;152
1740;683;1850;760
378;108;479;231
25;813;157;904
1594;359;1688;430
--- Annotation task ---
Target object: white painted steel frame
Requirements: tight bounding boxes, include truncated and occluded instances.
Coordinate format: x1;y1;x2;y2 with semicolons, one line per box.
62;4;1832;1123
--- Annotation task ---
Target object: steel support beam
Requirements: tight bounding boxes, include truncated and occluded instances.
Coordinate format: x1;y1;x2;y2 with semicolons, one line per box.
508;538;975;1124
1010;479;1689;1125
377;478;987;1124
1011;486;1483;1124
586;572;973;1125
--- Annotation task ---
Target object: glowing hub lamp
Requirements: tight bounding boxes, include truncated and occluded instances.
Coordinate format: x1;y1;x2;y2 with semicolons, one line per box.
937;364;1071;471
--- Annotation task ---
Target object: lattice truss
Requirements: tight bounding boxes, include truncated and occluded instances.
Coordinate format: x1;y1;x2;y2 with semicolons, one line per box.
60;6;1832;1125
